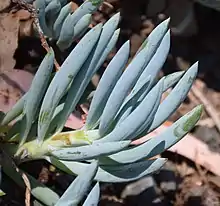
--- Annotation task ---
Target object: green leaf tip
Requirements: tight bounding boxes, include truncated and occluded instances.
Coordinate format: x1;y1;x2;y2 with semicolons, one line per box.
174;104;203;138
182;104;203;132
89;0;103;6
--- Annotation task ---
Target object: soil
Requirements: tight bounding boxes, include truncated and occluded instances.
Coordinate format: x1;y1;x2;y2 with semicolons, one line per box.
1;0;220;205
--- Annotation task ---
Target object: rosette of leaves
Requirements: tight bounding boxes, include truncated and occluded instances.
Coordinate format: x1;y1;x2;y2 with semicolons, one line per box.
0;14;203;206
34;0;103;50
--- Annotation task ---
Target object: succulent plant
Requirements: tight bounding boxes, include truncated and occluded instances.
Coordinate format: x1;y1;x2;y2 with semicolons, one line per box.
0;2;203;205
34;0;103;50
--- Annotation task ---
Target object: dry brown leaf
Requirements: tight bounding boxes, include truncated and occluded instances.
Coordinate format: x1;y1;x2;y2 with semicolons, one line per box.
0;0;11;12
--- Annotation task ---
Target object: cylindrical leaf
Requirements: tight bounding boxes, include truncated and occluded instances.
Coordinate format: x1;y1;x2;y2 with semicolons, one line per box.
55;161;98;206
37;24;102;143
51;141;131;160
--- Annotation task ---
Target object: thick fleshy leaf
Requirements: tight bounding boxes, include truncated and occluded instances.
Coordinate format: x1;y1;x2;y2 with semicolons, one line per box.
83;182;100;206
37;24;102;143
55;161;98;206
55;14;120;132
97;79;163;142
49;129;100;146
58;0;67;6
53;2;72;39
148;62;198;132
163;71;184;92
99;18;170;136
19;50;54;146
46;157;167;183
51;141;131;160
57;13;75;50
131;79;164;139
1;93;26;126
95;28;121;71
114;75;151;125
2;151;59;206
67;0;103;24
108;105;203;164
45;0;61;32
35;0;52;37
132;30;170;100
85;40;130;130
136;18;170;55
72;14;92;40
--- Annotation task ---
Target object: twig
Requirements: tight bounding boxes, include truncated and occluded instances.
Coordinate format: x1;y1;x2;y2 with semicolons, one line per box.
191;81;220;134
21;172;31;206
12;0;60;71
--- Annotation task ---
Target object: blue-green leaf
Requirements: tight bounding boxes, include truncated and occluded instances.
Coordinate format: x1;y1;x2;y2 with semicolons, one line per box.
85;40;130;130
133;30;170;99
48;158;167;183
51;141;131;160
68;0;103;24
37;24;102;143
107;105;202;164
99;19;170;136
163;71;184;92
114;75;151;125
55;161;98;206
19;50;54;146
97;79;163;142
148;62;198;132
1;93;26;126
83;182;100;206
72;14;92;40
35;0;52;37
45;0;61;32
53;2;72;39
55;13;120;132
136;18;170;55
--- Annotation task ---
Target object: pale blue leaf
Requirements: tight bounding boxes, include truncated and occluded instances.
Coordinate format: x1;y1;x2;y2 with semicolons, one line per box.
48;157;167;183
83;182;100;206
58;13;92;50
51;141;131;160
163;71;184;92
108;105;202;164
55;161;98;206
35;0;52;37
53;2;72;39
93;28;121;73
85;40;130;130
136;18;170;55
97;79;163;142
37;24;102;143
1;93;26;125
45;0;61;32
148;62;198;132
55;14;120;132
72;14;92;40
19;50;54;146
67;0;103;24
59;0;67;6
99;19;170;136
133;30;170;100
114;75;151;125
57;13;76;50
